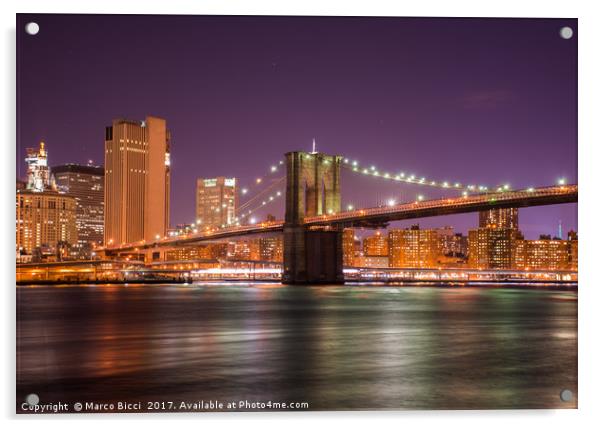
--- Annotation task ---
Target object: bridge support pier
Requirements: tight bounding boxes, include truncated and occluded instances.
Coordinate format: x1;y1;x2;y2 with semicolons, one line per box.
283;225;344;285
282;150;344;285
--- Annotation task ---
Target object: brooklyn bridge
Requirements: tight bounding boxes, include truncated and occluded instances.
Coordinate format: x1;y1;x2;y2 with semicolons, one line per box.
98;150;577;284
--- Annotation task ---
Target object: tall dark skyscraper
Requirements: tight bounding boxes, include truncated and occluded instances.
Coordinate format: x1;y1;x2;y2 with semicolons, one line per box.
53;163;105;247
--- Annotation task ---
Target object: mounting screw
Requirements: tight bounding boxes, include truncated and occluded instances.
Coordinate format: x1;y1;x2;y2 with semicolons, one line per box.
560;389;573;402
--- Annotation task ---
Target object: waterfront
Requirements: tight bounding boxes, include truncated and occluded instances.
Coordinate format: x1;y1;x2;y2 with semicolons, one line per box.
17;283;577;411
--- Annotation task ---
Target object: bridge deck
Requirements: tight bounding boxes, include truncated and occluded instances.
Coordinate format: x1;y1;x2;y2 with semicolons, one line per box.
104;185;576;253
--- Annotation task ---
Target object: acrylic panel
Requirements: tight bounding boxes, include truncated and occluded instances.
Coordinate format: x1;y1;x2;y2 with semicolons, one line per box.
16;14;578;413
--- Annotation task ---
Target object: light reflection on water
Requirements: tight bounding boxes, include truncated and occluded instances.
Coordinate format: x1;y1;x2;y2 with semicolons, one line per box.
17;283;577;411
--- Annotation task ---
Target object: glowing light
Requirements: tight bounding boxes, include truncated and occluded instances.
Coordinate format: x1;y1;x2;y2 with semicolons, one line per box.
256;178;262;184
276;191;281;196
347;204;354;211
249;217;257;224
558;178;566;185
155;234;160;240
503;184;510;190
387;199;396;207
417;195;424;201
241;188;248;195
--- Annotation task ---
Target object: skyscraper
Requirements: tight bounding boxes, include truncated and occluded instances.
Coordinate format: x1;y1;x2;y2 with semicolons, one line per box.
196;177;238;229
53;163;104;247
478;208;519;229
104;117;171;245
25;141;52;192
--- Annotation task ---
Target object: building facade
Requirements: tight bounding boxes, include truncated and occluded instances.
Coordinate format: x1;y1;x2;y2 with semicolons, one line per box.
514;238;570;270
196;177;238;229
388;226;439;268
342;228;356;266
259;236;283;262
104;117;171;245
53;163;104;247
468;227;522;269
16;189;78;258
363;231;388;257
479;207;519;229
568;230;578;270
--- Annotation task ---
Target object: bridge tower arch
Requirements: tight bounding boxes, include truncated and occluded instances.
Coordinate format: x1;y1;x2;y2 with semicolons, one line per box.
283;151;345;284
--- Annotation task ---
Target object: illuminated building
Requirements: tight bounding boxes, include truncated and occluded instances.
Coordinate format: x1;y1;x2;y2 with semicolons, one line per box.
259;236;283;262
196;177;238;229
25;141;52;192
342;228;356;266
363;231;388;256
229;239;261;260
354;255;389;268
53;163;104;247
435;226;468;257
568;230;578;270
104;117;171;245
388;225;439;268
165;245;215;262
479;208;519;229
468;227;521;269
16;189;78;258
514;237;570;270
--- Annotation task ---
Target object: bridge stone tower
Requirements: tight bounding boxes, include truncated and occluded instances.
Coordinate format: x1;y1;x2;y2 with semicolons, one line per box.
283;151;345;284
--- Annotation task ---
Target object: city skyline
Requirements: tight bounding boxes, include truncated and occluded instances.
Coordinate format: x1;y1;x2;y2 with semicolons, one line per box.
17;15;577;239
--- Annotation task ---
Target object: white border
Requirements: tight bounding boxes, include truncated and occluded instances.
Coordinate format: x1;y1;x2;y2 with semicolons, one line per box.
2;1;601;427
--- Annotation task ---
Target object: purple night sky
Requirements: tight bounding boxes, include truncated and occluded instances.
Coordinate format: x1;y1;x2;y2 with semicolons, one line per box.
16;14;577;239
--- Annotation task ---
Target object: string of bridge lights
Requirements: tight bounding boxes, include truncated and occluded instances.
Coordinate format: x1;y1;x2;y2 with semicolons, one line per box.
339;157;497;194
238;175;285;213
177;153;570;235
239;159;285;197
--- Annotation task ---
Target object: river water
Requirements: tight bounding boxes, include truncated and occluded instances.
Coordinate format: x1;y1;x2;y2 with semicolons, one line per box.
16;283;577;412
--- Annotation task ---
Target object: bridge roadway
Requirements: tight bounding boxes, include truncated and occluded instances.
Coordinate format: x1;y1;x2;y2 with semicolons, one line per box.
104;184;577;253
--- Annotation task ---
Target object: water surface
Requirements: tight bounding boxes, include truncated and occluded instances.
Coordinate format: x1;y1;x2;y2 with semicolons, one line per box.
16;283;578;411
